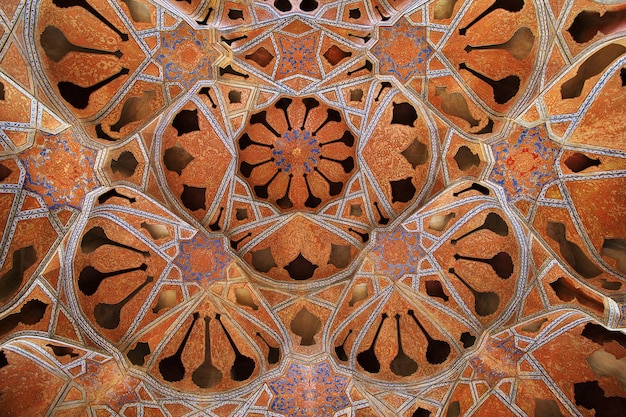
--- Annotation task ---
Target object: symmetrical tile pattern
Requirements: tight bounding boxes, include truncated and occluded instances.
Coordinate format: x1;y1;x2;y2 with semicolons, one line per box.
1;0;626;416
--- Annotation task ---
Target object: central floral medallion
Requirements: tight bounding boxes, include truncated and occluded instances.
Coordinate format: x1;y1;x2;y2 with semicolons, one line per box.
272;129;321;175
371;19;433;83
237;96;357;212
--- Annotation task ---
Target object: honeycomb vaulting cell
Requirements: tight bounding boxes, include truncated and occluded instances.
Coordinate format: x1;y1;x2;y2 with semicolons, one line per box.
237;96;357;212
2;0;626;416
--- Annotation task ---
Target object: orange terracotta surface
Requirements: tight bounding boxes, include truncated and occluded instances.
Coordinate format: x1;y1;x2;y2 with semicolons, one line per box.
1;0;626;416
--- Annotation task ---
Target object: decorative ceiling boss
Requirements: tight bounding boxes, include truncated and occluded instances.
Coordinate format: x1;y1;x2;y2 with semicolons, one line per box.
1;0;626;416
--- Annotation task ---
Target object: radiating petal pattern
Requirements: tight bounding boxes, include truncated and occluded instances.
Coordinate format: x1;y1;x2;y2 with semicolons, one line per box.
0;0;625;415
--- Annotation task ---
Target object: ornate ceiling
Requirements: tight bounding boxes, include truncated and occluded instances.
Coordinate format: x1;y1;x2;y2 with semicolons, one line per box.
0;0;626;415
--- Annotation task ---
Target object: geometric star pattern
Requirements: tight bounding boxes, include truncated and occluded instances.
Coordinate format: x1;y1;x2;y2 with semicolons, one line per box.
1;0;626;416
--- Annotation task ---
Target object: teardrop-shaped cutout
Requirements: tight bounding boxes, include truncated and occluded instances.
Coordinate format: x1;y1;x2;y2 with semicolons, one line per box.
454;146;480;171
401;138;428;168
251;248;277;273
110;151;138;177
245;46;274;67
235;287;259;310
181;184;206;211
127;342;150;366
328;244;351;268
172;109;200;136
425;280;449;301
323;45;352;65
390;177;416;203
290;307;321;345
391;102;418;126
164;145;194;175
284;253;318;280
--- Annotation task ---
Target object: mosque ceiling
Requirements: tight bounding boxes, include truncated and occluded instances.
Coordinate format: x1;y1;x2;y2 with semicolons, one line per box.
0;0;626;416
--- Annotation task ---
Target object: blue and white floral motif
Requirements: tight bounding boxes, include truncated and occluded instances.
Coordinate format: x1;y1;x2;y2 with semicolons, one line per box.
156;24;219;88
273;129;320;174
174;233;231;286
371;21;432;83
268;362;349;417
489;125;560;202
277;35;319;77
370;225;423;280
20;130;98;210
469;335;525;387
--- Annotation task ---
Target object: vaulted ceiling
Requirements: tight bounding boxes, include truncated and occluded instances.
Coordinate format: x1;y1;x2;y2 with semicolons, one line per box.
1;0;626;416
